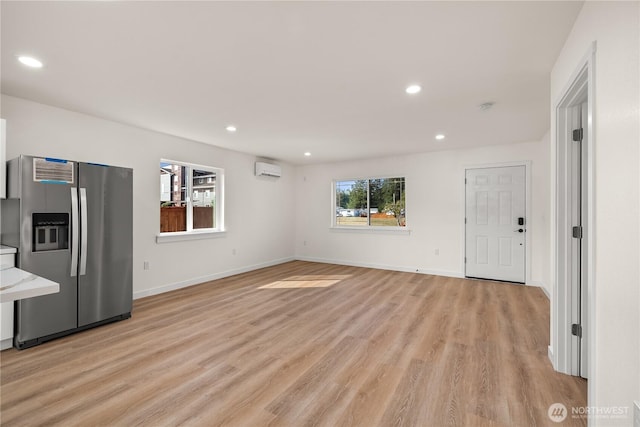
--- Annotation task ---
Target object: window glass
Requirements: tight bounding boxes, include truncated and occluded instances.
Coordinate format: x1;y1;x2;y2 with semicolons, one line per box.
335;180;368;226
160;163;187;232
192;169;215;229
160;161;222;233
334;177;405;227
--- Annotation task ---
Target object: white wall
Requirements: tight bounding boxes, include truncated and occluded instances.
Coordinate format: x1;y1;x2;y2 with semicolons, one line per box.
550;1;640;422
1;94;296;297
294;136;550;292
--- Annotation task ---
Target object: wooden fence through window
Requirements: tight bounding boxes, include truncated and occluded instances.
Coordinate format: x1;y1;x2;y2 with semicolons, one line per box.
160;206;213;232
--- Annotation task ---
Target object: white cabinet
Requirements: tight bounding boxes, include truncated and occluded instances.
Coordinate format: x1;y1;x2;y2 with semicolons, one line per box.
0;246;16;350
0;246;60;350
1;118;5;199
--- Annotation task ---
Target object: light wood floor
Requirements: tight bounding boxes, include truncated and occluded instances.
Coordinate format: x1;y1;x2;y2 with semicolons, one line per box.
1;261;586;426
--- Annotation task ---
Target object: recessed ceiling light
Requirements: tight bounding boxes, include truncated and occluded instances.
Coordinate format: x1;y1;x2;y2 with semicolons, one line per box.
225;125;237;132
17;56;43;68
405;84;421;95
304;152;311;157
435;134;446;140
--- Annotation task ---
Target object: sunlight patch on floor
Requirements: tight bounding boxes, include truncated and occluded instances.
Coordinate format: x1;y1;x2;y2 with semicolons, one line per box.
258;275;351;289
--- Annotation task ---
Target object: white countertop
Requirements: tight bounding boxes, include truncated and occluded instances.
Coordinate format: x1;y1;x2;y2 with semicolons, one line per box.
0;267;60;303
0;245;17;255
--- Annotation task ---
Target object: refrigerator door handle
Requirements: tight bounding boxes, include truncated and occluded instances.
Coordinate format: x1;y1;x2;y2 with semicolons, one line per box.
70;188;79;277
79;187;88;276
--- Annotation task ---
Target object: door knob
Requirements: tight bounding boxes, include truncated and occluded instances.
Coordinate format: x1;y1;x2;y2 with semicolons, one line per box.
514;228;525;233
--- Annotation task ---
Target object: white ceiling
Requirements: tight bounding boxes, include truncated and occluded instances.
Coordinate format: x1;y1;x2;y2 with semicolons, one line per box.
1;1;583;165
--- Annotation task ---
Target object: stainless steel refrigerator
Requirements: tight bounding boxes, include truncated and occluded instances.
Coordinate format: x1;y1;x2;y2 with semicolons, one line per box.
1;155;133;349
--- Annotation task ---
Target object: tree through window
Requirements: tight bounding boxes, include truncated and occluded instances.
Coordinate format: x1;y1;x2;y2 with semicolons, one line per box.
334;177;405;227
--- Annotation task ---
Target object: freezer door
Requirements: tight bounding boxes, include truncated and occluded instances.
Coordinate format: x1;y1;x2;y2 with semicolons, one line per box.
77;163;133;327
13;156;78;345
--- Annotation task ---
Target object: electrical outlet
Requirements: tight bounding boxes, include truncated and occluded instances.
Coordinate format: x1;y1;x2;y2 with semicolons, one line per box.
434;248;440;255
303;240;307;246
232;248;237;255
633;401;640;427
143;261;149;270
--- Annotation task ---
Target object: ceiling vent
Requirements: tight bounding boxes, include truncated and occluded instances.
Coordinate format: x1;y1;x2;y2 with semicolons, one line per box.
255;161;281;178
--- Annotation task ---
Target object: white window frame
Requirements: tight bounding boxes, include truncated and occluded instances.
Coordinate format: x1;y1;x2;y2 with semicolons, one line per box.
157;159;225;243
331;176;409;233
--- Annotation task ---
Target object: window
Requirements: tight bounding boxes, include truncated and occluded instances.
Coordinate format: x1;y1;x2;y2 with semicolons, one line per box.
159;160;224;234
334;177;406;227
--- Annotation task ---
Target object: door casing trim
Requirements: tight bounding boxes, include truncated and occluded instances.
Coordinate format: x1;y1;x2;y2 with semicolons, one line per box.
551;41;595;396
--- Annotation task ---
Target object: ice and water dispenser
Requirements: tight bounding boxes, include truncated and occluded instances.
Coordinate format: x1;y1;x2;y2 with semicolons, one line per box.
32;213;69;252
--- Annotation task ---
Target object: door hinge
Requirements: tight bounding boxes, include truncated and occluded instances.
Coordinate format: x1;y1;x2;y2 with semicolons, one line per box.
571;323;582;338
572;226;583;239
465;178;467;184
464;217;467;224
464;257;467;264
572;128;583;142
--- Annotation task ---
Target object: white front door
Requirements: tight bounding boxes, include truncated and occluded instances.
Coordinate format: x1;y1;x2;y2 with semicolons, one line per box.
465;166;526;283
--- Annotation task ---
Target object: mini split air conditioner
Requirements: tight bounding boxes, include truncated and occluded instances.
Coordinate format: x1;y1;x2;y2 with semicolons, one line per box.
255;161;281;178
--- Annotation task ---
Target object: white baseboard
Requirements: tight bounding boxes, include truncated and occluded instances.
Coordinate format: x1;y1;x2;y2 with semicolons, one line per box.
133;256;295;300
528;280;550;299
548;345;555;367
294;256;464;279
1;338;12;351
134;255;462;301
134;256;542;301
540;286;550;300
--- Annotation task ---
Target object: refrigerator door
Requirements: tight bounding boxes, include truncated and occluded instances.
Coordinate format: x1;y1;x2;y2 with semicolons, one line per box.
13;156;78;345
77;163;133;327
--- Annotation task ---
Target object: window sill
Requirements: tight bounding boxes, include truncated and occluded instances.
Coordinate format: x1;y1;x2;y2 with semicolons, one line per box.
330;226;411;235
156;229;226;243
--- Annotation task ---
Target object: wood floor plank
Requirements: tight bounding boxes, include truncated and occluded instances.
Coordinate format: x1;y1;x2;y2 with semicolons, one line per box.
0;261;587;426
378;358;434;426
334;362;404;427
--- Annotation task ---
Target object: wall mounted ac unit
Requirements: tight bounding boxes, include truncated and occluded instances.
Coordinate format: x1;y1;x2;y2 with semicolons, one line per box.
255;161;281;178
